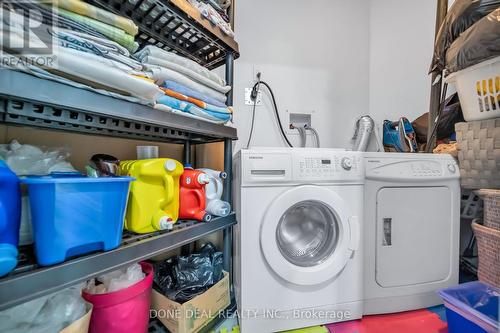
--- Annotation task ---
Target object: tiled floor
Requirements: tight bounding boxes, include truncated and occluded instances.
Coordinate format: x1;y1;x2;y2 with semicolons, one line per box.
325;306;448;333
191;305;451;333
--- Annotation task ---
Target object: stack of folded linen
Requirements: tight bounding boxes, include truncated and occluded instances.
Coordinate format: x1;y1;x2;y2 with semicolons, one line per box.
0;0;162;104
187;0;234;37
135;46;233;124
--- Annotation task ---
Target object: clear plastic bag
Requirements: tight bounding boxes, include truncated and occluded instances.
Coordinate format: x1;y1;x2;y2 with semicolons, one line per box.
0;286;86;333
154;242;223;303
0;140;77;245
430;0;500;73
0;140;76;175
84;263;146;294
445;8;500;73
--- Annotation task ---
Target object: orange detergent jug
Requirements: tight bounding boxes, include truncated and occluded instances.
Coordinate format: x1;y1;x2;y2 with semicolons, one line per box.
179;165;211;222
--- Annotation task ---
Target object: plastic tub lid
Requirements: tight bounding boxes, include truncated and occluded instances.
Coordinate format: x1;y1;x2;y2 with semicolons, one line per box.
439;281;499;332
21;175;134;184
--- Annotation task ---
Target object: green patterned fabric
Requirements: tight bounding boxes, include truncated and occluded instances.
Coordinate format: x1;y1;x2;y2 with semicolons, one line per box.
56;8;138;53
55;0;138;36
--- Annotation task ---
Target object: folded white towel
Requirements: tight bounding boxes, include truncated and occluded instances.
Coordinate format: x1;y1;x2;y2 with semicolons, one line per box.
56;29;143;72
135;45;226;86
141;55;230;94
147;66;228;103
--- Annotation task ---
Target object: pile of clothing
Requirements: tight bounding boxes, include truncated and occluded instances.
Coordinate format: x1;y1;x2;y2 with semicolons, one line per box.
0;0;232;124
136;45;233;124
188;0;234;37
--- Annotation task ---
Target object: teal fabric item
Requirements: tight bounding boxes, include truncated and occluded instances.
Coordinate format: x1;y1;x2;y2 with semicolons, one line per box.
157;95;231;122
203;102;230;114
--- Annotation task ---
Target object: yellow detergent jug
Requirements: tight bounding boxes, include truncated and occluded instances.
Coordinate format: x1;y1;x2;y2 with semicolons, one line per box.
119;158;183;233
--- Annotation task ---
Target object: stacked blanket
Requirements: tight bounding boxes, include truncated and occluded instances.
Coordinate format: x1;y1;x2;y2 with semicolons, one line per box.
0;1;160;104
188;0;234;37
135;46;232;123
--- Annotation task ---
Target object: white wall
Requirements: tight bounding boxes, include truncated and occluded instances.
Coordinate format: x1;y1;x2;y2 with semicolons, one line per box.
368;0;437;141
229;0;439;151
231;0;370;151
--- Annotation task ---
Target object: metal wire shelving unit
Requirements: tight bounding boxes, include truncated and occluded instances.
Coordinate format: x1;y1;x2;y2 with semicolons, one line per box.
0;1;239;330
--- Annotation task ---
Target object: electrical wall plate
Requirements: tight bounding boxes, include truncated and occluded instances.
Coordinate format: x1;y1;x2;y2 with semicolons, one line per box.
244;88;262;106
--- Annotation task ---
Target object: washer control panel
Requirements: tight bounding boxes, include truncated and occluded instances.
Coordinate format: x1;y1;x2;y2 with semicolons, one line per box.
294;153;362;181
240;149;364;185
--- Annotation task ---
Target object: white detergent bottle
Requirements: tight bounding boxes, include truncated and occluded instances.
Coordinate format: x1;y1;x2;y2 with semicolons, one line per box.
198;168;231;216
198;168;227;201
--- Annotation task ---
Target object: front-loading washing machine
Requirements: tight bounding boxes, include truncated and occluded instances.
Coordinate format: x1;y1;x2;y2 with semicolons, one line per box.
363;152;460;314
233;148;364;333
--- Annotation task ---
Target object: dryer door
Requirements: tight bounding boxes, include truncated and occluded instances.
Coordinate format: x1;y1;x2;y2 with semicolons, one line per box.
260;185;359;286
375;186;452;287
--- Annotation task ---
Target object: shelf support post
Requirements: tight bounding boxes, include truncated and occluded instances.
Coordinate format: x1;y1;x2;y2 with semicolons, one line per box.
426;0;448;152
223;52;234;278
183;141;191;165
225;52;234;107
181;140;195;255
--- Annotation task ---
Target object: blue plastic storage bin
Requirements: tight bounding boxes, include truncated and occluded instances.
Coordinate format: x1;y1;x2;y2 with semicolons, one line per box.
22;175;133;266
0;161;21;276
439;281;499;333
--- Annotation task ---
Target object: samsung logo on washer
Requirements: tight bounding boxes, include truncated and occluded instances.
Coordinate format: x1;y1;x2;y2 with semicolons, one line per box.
248;156;264;160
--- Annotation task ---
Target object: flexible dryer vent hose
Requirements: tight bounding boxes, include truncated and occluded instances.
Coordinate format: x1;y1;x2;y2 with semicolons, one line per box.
352;115;375;152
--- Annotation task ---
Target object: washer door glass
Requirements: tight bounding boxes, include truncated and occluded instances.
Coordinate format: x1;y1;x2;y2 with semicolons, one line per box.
276;200;339;267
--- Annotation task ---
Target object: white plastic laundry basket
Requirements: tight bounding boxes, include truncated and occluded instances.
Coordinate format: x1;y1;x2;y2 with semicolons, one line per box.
446;56;500;122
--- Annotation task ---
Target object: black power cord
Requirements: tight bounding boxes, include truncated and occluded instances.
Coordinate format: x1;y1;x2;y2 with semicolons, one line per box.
245;74;260;149
248;76;293;148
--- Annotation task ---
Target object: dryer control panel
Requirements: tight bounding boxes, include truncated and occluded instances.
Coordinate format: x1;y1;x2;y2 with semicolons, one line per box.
365;155;459;181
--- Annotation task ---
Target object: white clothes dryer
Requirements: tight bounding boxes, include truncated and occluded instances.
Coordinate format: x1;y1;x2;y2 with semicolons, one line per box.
363;152;460;314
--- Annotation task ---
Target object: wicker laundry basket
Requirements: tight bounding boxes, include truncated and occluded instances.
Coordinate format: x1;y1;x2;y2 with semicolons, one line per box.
476;189;500;231
472;220;500;287
455;119;500;189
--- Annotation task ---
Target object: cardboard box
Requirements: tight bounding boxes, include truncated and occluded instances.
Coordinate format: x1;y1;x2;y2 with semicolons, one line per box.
60;302;93;333
152;272;230;333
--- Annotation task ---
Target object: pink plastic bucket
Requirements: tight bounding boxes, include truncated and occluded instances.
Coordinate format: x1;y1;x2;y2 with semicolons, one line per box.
82;262;153;333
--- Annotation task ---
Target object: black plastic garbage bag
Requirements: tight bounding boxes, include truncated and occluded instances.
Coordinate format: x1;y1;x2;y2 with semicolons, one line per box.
446;7;500;74
430;0;500;73
153;242;224;304
412;93;465;144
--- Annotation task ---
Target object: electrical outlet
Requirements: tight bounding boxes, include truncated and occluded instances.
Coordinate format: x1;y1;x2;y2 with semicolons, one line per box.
245;88;262;106
253;66;262;81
